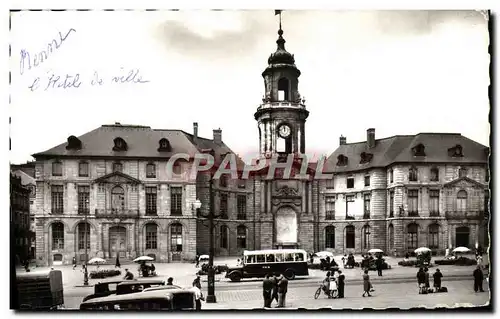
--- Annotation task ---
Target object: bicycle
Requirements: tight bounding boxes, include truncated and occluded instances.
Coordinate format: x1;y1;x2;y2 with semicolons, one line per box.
314;284;338;299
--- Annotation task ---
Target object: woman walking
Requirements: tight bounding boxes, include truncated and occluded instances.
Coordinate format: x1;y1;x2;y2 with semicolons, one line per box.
362;270;372;297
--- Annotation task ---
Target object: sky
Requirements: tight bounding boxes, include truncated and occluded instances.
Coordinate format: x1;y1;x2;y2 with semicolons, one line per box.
9;10;490;164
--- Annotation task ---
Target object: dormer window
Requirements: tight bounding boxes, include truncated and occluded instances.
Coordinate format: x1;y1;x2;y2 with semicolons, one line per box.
158;138;171;152
360;152;373;164
412;143;426;157
113;137;127;151
337;155;348;166
52;160;62;176
65;135;82;150
113;162;123;173
448;144;463;157
409;166;418;182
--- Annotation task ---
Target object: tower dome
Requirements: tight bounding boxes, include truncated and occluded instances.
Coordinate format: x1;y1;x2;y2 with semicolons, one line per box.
268;28;295;65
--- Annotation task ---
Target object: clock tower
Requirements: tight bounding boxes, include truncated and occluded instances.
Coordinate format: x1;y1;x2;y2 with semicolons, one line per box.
255;22;309;159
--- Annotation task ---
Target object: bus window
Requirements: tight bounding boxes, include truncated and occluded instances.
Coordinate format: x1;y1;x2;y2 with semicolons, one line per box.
245;255;254;264
275;253;284;262
285;253;294;261
256;255;265;263
266;254;275;262
294;253;304;261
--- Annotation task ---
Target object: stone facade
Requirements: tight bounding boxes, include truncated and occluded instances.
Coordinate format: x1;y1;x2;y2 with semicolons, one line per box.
11;173;32;264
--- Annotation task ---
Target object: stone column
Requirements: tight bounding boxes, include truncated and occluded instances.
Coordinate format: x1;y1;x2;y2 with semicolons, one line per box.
448;224;453;249
475;223;479;248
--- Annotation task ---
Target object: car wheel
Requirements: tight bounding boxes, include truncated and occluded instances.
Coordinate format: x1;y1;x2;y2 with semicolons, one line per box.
284;269;295;280
230;272;241;282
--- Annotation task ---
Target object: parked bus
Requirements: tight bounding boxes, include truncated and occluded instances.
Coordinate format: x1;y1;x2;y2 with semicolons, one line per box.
225;249;309;282
80;289;196;310
15;270;64;310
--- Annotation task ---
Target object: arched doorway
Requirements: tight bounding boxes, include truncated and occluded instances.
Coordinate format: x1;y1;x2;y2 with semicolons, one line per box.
455;226;470;248
109;226;127;258
275;207;297;247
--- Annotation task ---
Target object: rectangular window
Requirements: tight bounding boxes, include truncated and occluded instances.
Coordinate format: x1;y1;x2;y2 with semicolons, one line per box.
79;162;89;177
237;227;246;249
429;190;439;215
146;164;156;178
113;162;123;173
51;185;64;214
429;227;439;249
237;179;246;189
170;224;182;252
408;190;419;215
77;185;90;214
364;175;370;187
170;187;182;215
146;225;157;250
390;169;394;183
237;195;246;220
346;176;354;189
325;196;335;220
364;193;371;218
78;225;90;250
220;175;228;188
220;226;228;249
146;187;157;215
52;225;64;250
389;191;394;217
52;162;62;176
345;195;355;219
325;227;335;248
325;178;335;189
220;193;228;219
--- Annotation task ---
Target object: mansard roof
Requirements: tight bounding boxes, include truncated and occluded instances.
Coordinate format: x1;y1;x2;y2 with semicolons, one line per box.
324;133;489;173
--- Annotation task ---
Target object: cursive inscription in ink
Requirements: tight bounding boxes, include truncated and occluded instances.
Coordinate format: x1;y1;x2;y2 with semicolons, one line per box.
20;28;76;75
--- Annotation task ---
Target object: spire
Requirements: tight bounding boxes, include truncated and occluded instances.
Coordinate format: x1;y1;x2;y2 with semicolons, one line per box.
277;27;286;51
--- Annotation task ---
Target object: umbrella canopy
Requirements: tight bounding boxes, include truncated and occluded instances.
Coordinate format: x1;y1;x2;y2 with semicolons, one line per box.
368;249;384;254
199;255;210;260
453;246;471;253
133;256;154;263
88;257;106;265
414;247;431;254
314;251;334;258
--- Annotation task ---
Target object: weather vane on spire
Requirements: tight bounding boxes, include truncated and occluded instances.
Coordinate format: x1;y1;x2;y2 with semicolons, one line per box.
275;10;283;30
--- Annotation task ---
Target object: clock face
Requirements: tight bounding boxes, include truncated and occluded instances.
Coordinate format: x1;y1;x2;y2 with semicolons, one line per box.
279;124;291;138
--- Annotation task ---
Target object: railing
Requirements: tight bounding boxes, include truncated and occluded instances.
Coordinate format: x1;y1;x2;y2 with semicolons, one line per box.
408;212;419;217
145;210;158;216
94;209;140;218
78;209;90;215
363;213;371;219
325;212;335;220
345;215;355;220
429;211;440;217
445;211;483;220
257;101;306;111
237;214;247;220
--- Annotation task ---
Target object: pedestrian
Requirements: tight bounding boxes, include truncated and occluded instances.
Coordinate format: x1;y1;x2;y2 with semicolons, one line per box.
424;267;430;289
191;281;204;310
262;274;273;308
362;269;372;297
193;275;202;290
329;271;338;298
476;254;483;268
337;270;345;298
167;277;174;285
124;268;134;280
271;274;279;306
473;265;485;292
277;274;288;308
115;255;121;268
309;253;314;265
195;255;200;268
342;254;347;268
322;271;331;295
433;268;443;291
376;255;383;277
72;257;77;270
417;267;426;293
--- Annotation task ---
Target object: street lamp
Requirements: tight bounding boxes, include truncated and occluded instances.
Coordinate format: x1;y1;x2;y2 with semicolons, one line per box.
197;162;224;303
83;198;89;286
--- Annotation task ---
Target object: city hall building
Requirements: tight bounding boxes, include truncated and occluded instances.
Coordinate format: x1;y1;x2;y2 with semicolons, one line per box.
31;24;489;266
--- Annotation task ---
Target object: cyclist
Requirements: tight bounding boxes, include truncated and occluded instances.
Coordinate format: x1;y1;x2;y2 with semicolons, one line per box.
322;271;331;294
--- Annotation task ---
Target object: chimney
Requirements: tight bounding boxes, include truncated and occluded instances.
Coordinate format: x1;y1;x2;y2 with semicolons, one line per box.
339;135;346;145
213;128;222;145
193;122;198;142
367;128;376;148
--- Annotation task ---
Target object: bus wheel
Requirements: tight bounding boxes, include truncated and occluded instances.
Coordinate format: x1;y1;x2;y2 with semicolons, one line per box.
230;272;241;282
284;269;295;280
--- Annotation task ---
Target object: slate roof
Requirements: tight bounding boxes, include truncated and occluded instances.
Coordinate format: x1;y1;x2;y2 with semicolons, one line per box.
324;133;489;173
32;124;246;169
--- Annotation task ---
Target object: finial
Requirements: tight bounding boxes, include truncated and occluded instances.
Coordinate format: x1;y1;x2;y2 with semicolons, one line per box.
276;28;286;50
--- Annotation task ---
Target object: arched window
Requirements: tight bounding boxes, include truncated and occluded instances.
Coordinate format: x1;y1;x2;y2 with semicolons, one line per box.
113;137;127;151
111;186;125;212
430;167;439;182
428;224;439;249
52;222;64;250
345;225;355;249
407;223;418;249
146;163;156;178
277;78;289;101
220;225;229;249
362;225;371;250
145;224;158;250
77;223;90;250
409;166;418;182
325;226;335;249
457;190;467;211
388;224;394;251
170;223;183;252
158;138;171;152
237;226;247;249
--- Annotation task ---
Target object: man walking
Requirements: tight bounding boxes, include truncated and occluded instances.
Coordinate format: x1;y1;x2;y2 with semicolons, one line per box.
191;281;204;310
473;265;485;292
72;257;77;270
337;270;345;298
262;274;273;308
271;274;279;306
376;255;383;277
277;274;288;308
193;275;202;290
433;268;443;291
